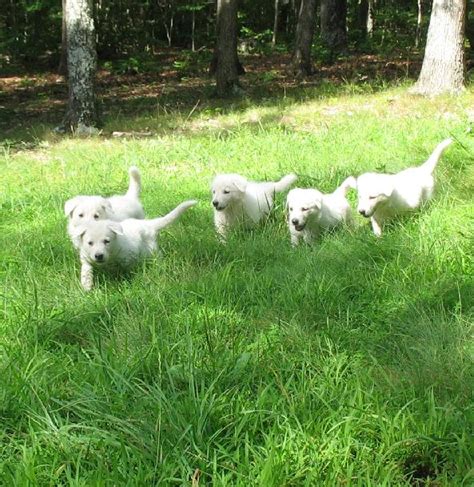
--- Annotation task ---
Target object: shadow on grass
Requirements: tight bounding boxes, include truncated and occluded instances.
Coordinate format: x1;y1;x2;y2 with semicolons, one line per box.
0;50;427;147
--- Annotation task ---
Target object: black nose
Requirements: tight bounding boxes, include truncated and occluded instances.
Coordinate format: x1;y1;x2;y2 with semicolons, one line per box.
212;201;219;208
291;218;299;225
95;253;104;261
359;210;366;217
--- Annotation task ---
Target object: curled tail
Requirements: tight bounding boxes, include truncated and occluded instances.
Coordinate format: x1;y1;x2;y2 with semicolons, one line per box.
150;200;197;232
274;173;298;193
421;138;453;174
334;176;357;197
126;166;142;198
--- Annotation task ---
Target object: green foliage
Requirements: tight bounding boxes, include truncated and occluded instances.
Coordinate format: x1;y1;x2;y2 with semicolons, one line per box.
0;0;435;66
1;86;473;484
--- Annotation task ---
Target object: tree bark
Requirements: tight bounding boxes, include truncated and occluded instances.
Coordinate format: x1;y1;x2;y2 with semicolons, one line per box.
58;0;68;75
192;9;196;51
61;0;98;132
466;0;474;55
320;0;348;51
272;0;280;47
415;0;423;47
366;0;374;36
412;0;466;96
291;0;317;76
214;0;242;96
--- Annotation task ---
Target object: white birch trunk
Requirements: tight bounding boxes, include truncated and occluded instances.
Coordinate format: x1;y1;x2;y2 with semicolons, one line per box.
272;0;280;47
415;0;422;47
412;0;466;96
62;0;98;132
367;0;374;36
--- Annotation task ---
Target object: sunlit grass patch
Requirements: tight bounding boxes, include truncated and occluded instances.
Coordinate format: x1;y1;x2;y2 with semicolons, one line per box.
1;85;473;484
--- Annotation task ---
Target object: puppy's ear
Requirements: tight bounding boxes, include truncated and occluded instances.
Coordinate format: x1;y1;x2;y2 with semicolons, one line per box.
101;199;113;214
312;199;322;211
380;180;394;198
233;178;247;193
108;222;123;235
71;225;87;239
64;197;79;217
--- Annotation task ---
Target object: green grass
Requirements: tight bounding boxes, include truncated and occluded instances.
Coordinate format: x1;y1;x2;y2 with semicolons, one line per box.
1;85;473;485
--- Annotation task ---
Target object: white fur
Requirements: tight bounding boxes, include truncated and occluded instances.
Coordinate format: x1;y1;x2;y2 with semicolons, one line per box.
65;166;145;248
355;138;453;236
73;200;197;290
211;173;297;240
287;177;355;246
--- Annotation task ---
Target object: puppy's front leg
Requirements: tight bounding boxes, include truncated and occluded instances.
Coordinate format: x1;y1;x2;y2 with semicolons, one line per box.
371;215;383;237
214;211;228;243
290;230;300;247
80;259;94;290
303;230;316;245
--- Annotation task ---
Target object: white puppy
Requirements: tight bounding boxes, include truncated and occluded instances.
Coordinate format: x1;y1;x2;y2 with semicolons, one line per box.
287;177;355;246
73;200;197;290
65;166;145;248
355;138;453;236
211;173;297;240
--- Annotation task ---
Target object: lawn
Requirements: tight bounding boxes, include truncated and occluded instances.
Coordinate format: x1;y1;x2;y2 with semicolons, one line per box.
1;79;473;485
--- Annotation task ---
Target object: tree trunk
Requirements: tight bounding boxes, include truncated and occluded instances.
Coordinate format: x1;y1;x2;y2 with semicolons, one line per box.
214;0;242;96
366;0;374;36
272;0;280;47
61;0;98;132
191;9;196;51
291;0;317;76
165;15;174;47
357;0;368;36
320;0;348;51
58;0;68;75
415;0;422;47
466;0;474;55
412;0;466;96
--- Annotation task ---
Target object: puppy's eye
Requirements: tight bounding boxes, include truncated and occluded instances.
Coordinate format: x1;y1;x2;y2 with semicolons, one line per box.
212;190;215;194
302;207;308;212
93;214;99;219
223;189;230;194
368;196;377;200
103;239;110;244
78;213;84;218
88;241;93;246
289;207;293;211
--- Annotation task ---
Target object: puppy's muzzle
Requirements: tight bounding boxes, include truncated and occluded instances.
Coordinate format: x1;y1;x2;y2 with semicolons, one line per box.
94;253;105;262
291;218;305;231
212;200;224;211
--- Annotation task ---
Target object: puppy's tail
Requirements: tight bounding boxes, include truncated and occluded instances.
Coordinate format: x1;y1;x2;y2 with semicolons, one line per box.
334;176;357;197
421;138;453;174
274;173;298;193
126;166;142;198
150;200;198;232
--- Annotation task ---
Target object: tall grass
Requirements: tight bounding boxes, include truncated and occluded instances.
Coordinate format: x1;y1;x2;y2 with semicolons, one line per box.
1;86;473;485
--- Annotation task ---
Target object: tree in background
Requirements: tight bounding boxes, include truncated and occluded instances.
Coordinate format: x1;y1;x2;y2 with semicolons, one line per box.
320;0;348;52
291;0;317;76
61;0;99;132
412;0;466;95
466;0;474;55
58;0;68;75
214;0;241;96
